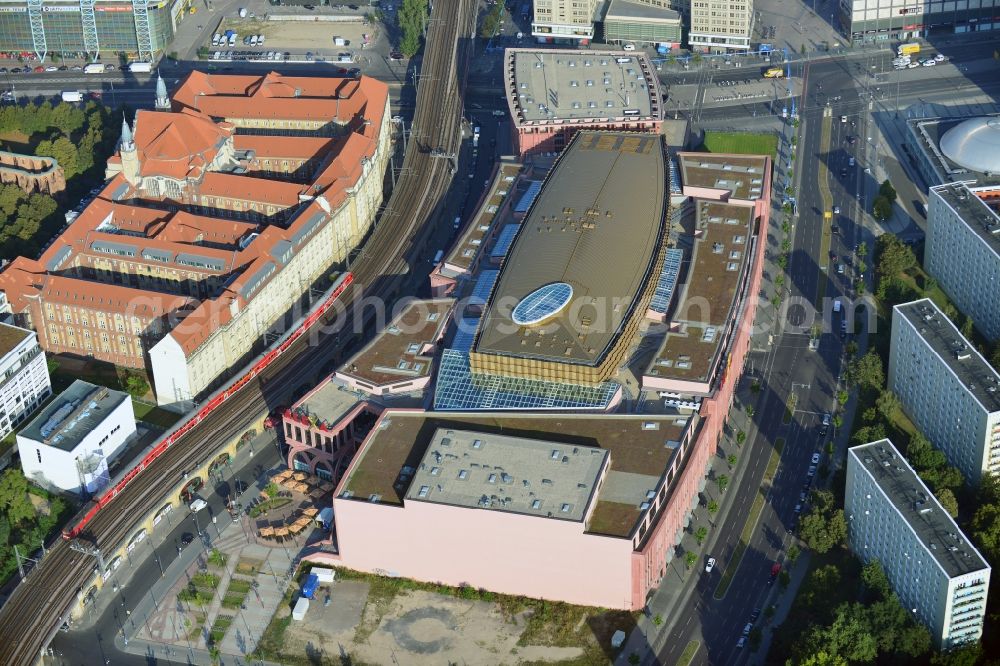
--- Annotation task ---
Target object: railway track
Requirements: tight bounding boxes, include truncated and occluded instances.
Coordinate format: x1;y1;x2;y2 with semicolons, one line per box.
0;0;473;661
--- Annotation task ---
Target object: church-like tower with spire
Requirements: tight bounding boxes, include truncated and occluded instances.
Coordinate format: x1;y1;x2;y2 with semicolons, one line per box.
154;72;170;112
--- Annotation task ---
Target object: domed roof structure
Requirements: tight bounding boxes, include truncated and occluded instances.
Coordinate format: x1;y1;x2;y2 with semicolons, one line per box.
940;117;1000;174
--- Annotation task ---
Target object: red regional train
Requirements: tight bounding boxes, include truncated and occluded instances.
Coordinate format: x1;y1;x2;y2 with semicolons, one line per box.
62;272;354;540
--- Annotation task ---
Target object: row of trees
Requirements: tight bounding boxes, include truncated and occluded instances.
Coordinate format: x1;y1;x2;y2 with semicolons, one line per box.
0;469;69;584
776;559;931;665
0;100;119;262
479;1;504;38
397;0;429;57
872;180;897;223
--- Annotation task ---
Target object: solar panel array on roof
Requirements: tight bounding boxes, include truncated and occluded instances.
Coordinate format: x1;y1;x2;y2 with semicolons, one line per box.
433;348;618;411
451;317;480;353
490;224;521;260
650;248;684;313
669;158;682;195
469;270;500;307
514;181;542;213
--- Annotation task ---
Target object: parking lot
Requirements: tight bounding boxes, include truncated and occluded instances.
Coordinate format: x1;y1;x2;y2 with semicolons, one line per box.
207;14;382;63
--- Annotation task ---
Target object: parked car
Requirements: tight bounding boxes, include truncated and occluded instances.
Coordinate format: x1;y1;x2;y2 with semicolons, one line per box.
389;50;404;60
189;497;208;512
750;608;761;621
811;452;821;464
833;205;840;214
180;532;195;545
934;53;946;62
807;465;817;477
794;503;803;514
623;43;636;51
737;637;747;649
743;623;753;636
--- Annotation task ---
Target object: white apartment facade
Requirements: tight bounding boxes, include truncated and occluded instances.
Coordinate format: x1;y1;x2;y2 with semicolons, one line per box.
926;182;1000;342
688;0;753;51
531;0;600;42
889;299;1000;482
0;322;51;441
847;440;990;649
839;0;999;45
18;380;135;494
149;101;392;406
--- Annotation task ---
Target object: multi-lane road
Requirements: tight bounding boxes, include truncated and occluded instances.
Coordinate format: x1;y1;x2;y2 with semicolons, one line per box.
0;0;476;662
643;46;1000;665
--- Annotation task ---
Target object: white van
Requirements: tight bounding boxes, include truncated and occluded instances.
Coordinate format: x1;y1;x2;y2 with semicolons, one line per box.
833;299;842;313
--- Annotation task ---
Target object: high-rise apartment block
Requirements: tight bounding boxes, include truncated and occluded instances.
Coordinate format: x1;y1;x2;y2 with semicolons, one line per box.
0;322;51;442
688;0;753;52
889;299;1000;482
926;182;1000;341
847;439;990;649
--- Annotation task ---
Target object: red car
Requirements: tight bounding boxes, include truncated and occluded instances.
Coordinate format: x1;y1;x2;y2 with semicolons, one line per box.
770;562;781;580
33;65;45;73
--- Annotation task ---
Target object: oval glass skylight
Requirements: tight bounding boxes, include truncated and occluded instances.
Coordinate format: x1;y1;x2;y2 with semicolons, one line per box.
511;282;573;326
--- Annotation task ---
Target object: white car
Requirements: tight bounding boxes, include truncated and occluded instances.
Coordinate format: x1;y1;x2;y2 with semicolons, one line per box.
907;61;919;68
833;206;840;214
934;53;946;62
623;43;636;51
811;453;821;464
922;59;936;67
705;557;717;573
737;637;747;649
189;497;208;512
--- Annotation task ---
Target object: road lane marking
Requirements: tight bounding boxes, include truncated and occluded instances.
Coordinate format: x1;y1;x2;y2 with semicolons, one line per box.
713;437;785;600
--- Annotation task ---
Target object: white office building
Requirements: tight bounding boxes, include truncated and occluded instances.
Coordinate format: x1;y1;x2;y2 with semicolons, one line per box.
0;322;51;441
688;0;753;51
889;299;1000;482
847;439;990;650
18;380;135;495
926;182;1000;342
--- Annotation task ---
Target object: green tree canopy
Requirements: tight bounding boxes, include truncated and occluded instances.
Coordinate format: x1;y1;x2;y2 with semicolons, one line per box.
848;350;885;392
875;233;916;281
0;470;35;527
398;0;428;57
878;179;897;203
872;196;892;221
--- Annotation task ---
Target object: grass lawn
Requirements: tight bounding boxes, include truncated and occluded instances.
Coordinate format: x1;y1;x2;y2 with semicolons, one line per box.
677;640;701;666
701;131;779;158
222;592;246;610
131;400;182;429
209;615;233;645
236;558;263;576
227;579;252;595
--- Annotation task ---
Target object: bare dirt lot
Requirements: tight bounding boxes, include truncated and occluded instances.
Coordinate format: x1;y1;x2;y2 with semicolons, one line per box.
212;18;378;53
256;569;637;665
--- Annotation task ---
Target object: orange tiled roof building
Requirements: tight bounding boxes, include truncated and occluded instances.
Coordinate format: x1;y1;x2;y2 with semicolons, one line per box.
0;72;391;409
